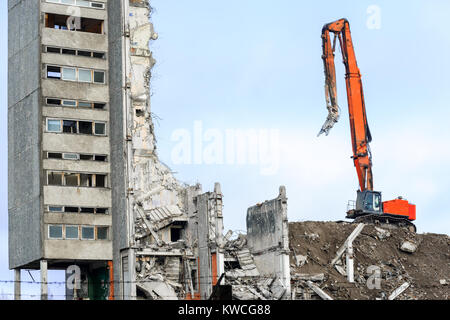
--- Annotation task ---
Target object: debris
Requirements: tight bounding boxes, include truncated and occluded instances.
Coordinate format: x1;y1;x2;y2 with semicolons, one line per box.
306;281;333;300
400;241;417;253
440;279;447;286
292;273;325;282
294;254;308;267
331;223;365;266
388;282;410;300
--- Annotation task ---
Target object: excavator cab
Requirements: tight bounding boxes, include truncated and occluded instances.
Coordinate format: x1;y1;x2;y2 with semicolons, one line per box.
347;190;382;218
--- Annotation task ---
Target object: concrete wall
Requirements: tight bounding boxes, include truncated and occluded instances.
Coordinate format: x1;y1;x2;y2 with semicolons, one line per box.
107;0;128;299
246;186;291;299
8;0;43;269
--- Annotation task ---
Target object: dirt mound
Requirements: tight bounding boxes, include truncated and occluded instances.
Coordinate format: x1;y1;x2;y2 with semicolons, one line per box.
289;221;450;300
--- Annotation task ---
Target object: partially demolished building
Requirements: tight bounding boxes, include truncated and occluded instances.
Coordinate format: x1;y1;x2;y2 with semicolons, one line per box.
8;0;291;300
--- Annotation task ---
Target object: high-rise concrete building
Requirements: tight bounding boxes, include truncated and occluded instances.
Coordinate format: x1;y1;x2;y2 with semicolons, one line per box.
9;0;290;301
8;0;113;300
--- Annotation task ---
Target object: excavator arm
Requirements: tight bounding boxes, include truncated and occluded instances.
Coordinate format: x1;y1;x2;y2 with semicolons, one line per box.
318;18;373;192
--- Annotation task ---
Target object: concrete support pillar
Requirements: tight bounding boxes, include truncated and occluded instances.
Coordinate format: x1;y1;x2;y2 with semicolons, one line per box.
14;269;21;300
40;260;48;300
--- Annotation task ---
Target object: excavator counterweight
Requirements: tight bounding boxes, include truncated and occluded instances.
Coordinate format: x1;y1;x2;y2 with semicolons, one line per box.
318;19;416;232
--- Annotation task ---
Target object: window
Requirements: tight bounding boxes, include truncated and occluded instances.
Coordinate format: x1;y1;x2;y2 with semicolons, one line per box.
46;47;61;54
96;208;108;214
78;101;93;108
79;121;93;134
64;173;79;186
94;155;107;162
78;69;92;82
80;154;94;161
97;227;108;240
47;66;61;79
45;13;104;34
94;103;106;110
80;208;95;214
47;98;62;106
62;100;77;107
77;50;92;57
45;0;105;10
63;120;77;133
65;226;79;239
48;172;63;185
65;207;79;213
92;52;105;59
93;71;105;84
76;0;90;7
62;48;76;55
48;206;63;212
47;119;61;132
171;227;182;242
63;153;79;160
90;2;104;9
94;122;106;135
45;98;107;109
82;226;95;240
48;152;63;159
49;225;63;239
80;174;93;187
62;67;76;81
95;174;107;188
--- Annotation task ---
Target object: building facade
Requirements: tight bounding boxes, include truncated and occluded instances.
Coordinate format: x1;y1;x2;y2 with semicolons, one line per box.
9;0;112;300
9;0;290;300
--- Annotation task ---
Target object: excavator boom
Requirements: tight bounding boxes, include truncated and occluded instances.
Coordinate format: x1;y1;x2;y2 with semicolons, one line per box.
317;19;416;229
318;18;373;192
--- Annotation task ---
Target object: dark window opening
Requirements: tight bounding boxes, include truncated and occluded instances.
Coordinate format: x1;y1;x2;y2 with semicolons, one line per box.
96;208;108;214
80;154;94;161
48;172;63;185
45;13;104;34
93;71;105;84
80;174;93;187
95;174;106;188
135;109;144;117
170;227;182;242
47;98;62;106
63;120;77;133
77;50;92;57
45;13;69;30
65;207;79;213
79;121;93;134
62;48;76;55
47;66;61;79
94;103;106;110
80;207;95;214
48;152;63;159
46;46;61;54
97;227;108;240
94;123;106;135
65;173;79;186
94;155;107;162
92;52;105;59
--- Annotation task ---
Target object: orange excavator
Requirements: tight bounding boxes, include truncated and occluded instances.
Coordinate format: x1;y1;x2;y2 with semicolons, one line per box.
318;18;416;231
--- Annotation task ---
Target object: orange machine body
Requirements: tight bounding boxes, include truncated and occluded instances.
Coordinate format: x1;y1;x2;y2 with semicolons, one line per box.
383;199;416;221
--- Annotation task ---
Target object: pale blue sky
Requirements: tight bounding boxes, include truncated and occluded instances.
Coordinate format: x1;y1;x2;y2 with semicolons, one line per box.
1;0;449;299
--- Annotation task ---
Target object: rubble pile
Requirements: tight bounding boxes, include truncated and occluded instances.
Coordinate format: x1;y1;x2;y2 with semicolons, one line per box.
289;221;450;300
223;233;288;300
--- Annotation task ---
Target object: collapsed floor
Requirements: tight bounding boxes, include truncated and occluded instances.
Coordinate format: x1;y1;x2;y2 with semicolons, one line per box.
289;221;450;300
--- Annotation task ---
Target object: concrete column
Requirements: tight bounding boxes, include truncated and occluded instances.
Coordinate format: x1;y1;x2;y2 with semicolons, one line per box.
40;260;48;300
14;269;21;300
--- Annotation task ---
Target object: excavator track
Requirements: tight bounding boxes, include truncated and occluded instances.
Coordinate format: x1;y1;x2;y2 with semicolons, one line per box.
352;213;417;233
